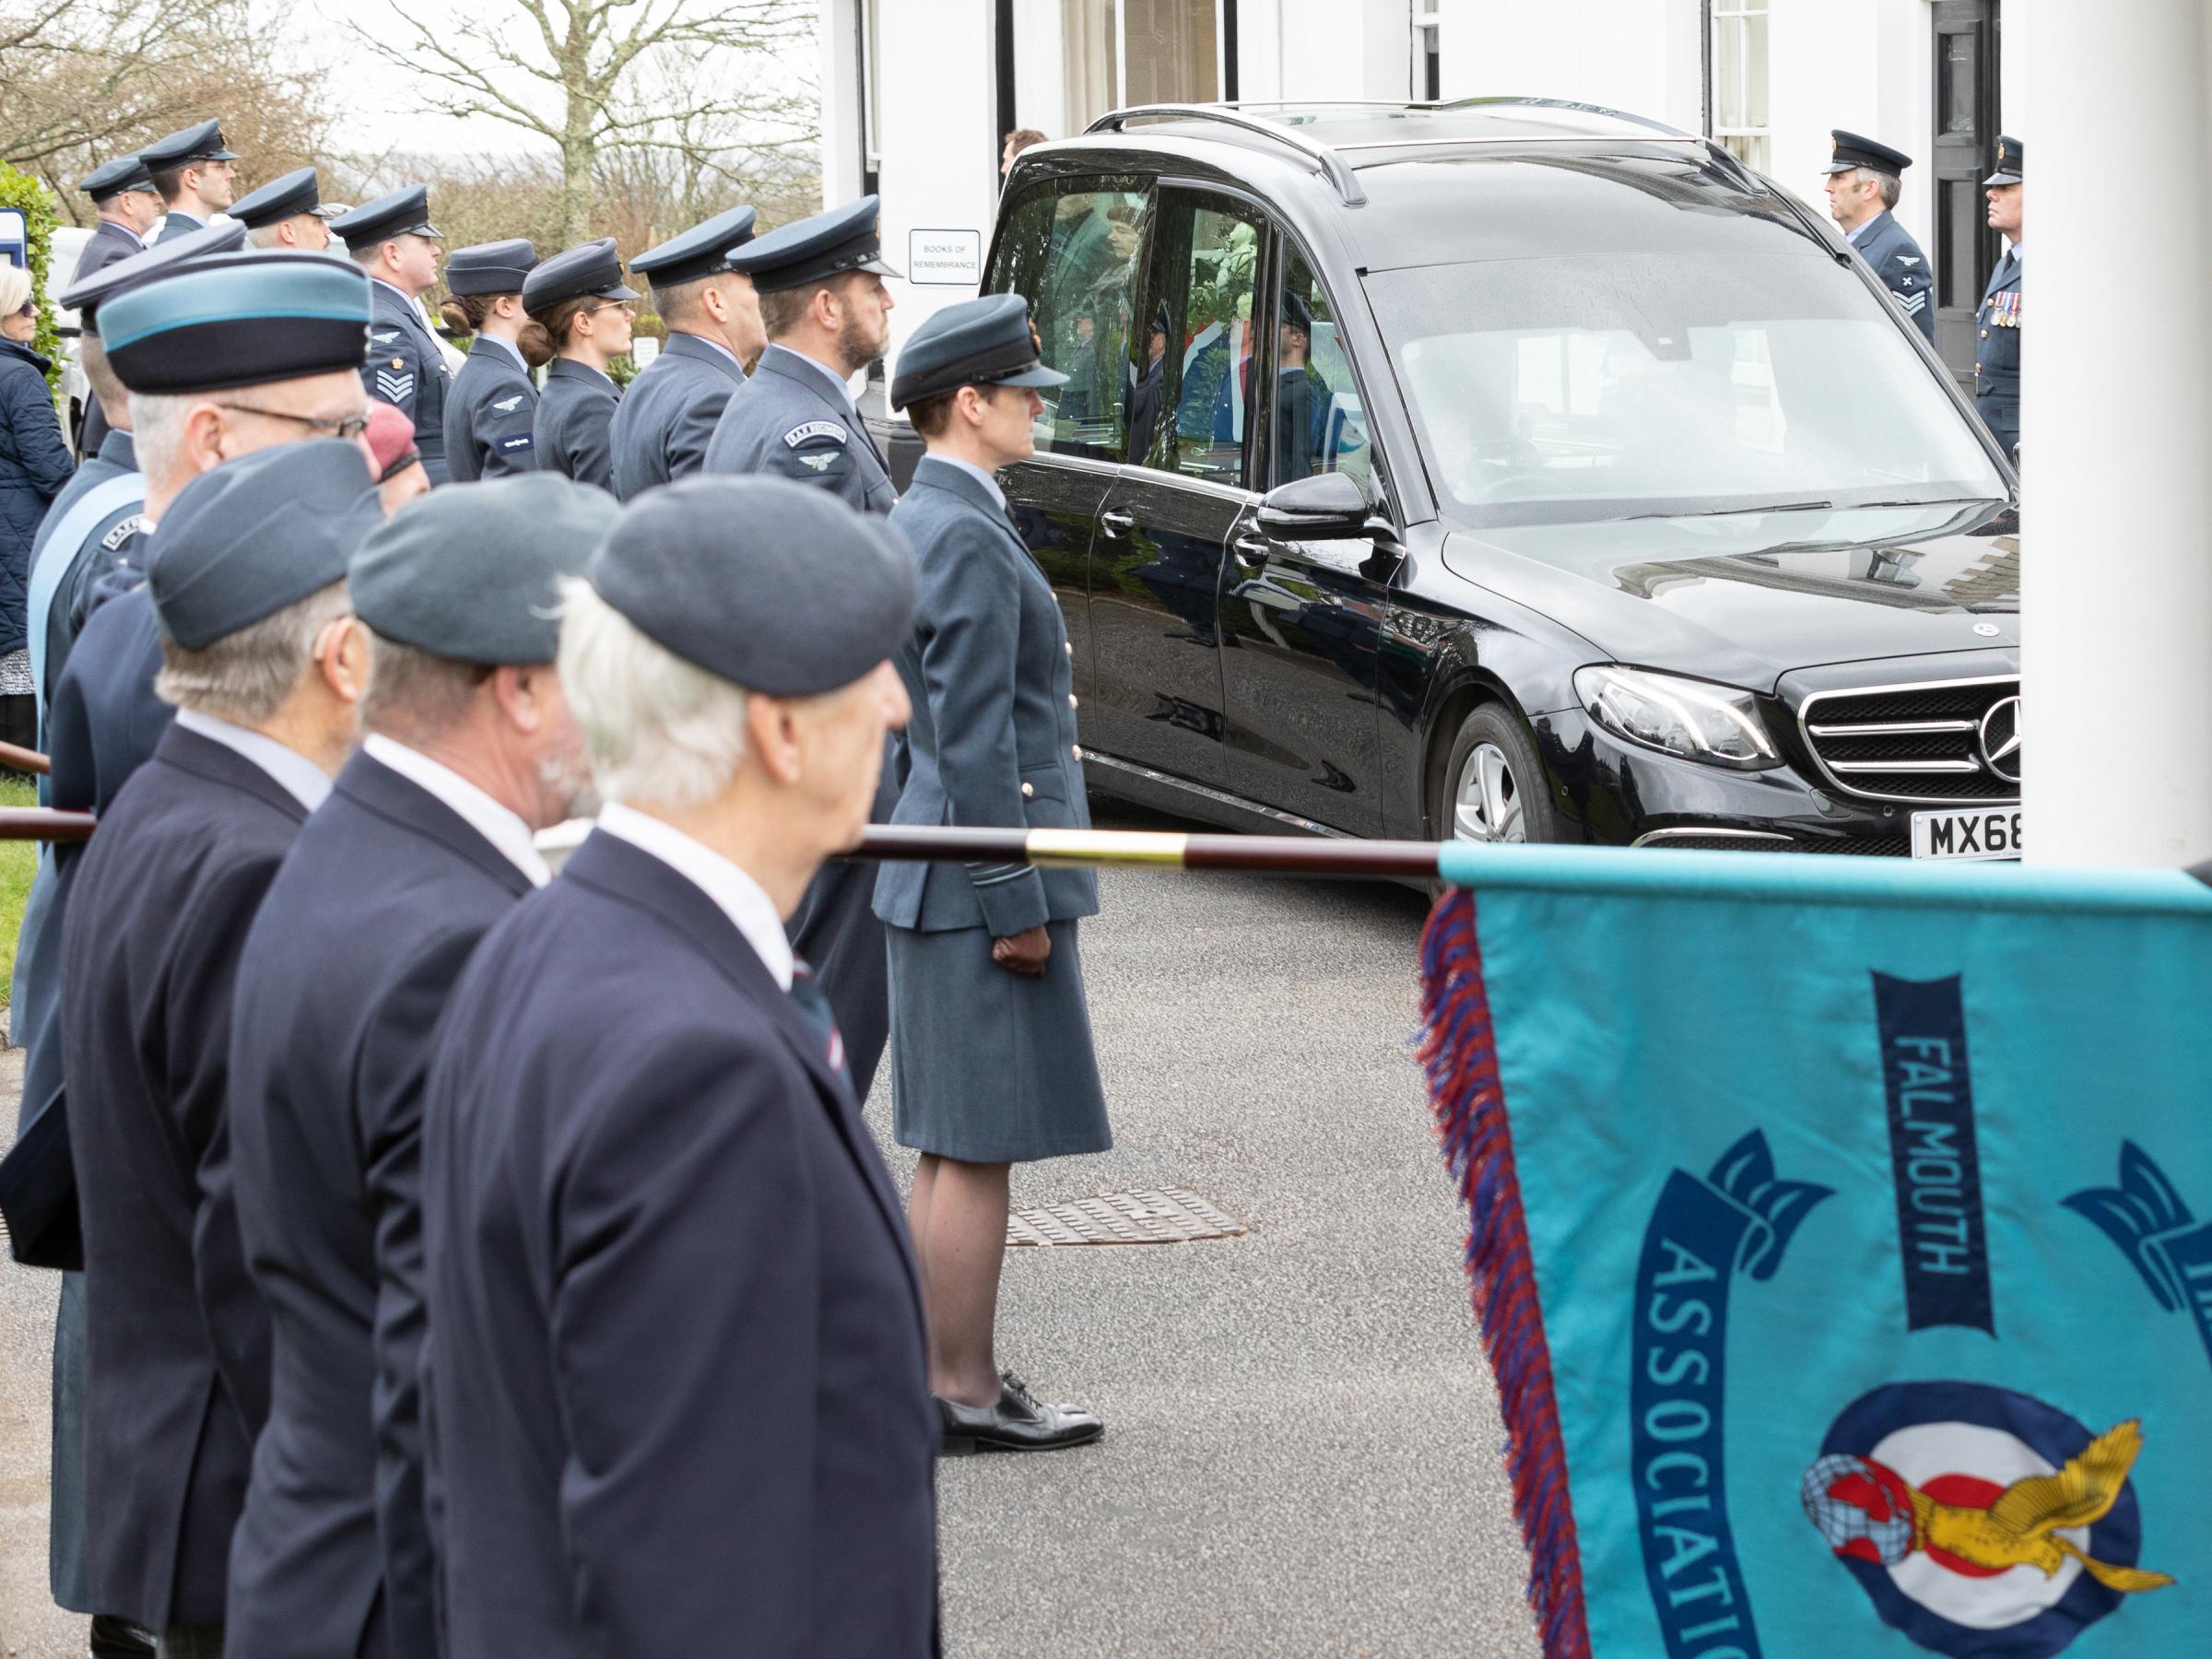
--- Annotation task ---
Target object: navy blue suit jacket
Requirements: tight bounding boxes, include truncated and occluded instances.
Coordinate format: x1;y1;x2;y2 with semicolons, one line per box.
420;829;938;1656
533;358;618;490
609;331;746;500
227;750;535;1659
877;457;1096;935
1975;246;2023;456
61;722;306;1630
441;337;539;483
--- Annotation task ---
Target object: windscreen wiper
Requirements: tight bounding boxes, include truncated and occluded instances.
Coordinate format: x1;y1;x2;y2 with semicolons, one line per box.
1624;500;1833;521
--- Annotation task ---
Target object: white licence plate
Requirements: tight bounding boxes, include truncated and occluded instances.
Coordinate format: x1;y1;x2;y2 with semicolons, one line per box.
1910;806;2024;861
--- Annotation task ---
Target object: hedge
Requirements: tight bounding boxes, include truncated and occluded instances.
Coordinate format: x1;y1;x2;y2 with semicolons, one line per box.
0;161;63;394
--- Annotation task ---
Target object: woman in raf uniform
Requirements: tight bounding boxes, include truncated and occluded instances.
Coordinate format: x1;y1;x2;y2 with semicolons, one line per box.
441;239;549;482
522;239;636;490
876;294;1108;1454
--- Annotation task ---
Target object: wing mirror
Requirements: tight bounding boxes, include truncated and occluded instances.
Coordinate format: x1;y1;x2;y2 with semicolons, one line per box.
1255;470;1379;539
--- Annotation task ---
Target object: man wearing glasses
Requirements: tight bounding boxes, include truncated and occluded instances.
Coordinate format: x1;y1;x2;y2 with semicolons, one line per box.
330;184;453;484
522;239;637;491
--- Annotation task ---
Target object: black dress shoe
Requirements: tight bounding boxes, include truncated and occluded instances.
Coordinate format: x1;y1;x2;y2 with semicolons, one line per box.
937;1370;1103;1455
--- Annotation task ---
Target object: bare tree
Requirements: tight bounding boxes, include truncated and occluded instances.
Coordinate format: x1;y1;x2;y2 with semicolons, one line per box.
356;0;817;247
0;0;335;218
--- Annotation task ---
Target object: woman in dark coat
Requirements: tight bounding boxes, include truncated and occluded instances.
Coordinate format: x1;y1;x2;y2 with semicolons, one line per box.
877;295;1109;1455
0;265;76;754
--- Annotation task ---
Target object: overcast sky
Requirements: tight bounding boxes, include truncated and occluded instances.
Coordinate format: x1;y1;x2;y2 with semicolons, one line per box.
299;0;567;159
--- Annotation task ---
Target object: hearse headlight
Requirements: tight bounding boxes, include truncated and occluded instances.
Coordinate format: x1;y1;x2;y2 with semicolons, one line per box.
1572;665;1782;771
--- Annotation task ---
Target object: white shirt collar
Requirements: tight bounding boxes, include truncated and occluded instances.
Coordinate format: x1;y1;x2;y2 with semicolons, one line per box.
103;218;147;247
364;735;550;887
477;333;527;371
1846;217;1874;244
935;453;1006;511
594;801;794;990
765;343;856;413
173;708;332;810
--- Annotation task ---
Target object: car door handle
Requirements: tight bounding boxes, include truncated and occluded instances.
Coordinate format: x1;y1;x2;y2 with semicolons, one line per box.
1230;534;1271;565
1099;509;1135;537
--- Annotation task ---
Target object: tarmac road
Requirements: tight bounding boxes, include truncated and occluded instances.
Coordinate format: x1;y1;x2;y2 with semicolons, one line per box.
0;802;1540;1656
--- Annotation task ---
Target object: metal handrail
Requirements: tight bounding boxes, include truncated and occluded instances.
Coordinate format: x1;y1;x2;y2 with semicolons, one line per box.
1086;104;1368;206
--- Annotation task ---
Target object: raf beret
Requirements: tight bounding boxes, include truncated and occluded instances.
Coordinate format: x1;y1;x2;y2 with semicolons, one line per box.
81;155;158;203
588;477;915;697
227;167;321;229
630;205;759;289
446;238;538;296
726;196;900;294
100;249;371;394
60;220;245;332
330;184;440;250
352;473;618;665
889;294;1065;411
522;240;638;315
148;441;382;650
137;119;239;171
1823;130;1913;178
1984;134;2023;186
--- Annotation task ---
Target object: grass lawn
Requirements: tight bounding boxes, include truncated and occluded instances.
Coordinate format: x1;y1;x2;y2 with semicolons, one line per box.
0;774;39;1009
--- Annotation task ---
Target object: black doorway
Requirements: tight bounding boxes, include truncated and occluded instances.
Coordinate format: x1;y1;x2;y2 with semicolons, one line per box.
1931;0;2002;390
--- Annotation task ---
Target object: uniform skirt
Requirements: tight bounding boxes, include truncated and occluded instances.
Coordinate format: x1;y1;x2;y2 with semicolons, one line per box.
887;918;1112;1163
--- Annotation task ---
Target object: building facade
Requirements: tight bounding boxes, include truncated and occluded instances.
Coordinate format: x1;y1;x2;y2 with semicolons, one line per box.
822;0;2017;404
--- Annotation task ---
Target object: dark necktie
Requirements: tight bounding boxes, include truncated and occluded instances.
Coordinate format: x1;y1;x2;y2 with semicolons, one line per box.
788;959;851;1090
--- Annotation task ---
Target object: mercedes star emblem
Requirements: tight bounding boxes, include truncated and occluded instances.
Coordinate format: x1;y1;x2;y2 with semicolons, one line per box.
1978;696;2022;783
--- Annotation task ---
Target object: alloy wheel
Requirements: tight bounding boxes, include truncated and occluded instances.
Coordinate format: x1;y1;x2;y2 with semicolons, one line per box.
1453;741;1526;843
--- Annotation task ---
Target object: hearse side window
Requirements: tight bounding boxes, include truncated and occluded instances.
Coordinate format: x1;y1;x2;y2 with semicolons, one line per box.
989;178;1150;463
1263;244;1372;492
1130;190;1265;485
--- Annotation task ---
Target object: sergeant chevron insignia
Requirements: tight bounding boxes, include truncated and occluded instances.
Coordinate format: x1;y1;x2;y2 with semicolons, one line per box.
376;371;416;402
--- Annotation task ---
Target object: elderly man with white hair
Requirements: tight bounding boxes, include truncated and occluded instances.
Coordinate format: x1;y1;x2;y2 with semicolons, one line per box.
420;475;939;1658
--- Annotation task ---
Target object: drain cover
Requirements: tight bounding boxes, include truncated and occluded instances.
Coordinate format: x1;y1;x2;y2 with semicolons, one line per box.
1006;1187;1248;1247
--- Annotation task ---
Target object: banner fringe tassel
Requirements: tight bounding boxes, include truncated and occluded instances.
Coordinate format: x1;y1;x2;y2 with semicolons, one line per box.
1418;888;1593;1659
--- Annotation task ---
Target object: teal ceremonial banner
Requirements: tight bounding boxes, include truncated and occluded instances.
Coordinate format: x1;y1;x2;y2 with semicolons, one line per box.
1419;845;2212;1659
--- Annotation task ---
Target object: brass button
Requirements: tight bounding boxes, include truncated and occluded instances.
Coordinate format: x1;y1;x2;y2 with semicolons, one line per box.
1072;745;1084;761
1021;782;1035;798
1981;329;1989;338
1067;693;1079;709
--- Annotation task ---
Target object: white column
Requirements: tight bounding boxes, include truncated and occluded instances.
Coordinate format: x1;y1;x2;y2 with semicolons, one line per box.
2022;1;2212;865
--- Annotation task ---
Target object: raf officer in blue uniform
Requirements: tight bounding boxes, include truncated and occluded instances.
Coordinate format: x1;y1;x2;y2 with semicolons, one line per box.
701;196;902;1096
225;474;613;1659
878;296;1110;1454
227;166;332;253
1820;130;1936;346
421;476;936;1656
610;203;763;499
75;158;161;280
69;157;164;459
62;441;381;1655
524;238;635;489
1976;135;2025;461
701;194;900;512
332;184;453;484
138;120;239;244
441;239;545;482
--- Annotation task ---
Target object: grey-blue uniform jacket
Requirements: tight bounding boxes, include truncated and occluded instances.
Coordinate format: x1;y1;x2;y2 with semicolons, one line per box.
420;829;939;1656
76;219;146;282
1975;245;2022;457
608;332;747;500
154;210;206;246
700;344;897;514
224;749;533;1659
876;457;1097;935
441;335;538;483
1853;209;1936;347
60;721;297;1630
362;281;453;485
534;358;619;490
